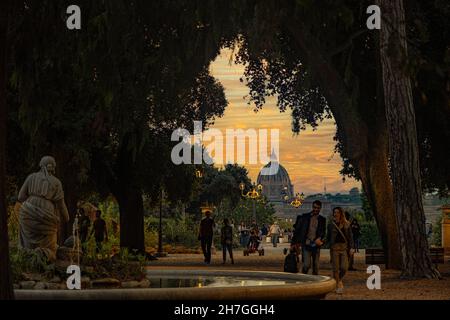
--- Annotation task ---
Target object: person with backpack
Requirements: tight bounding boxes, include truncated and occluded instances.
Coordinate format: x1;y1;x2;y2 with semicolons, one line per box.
221;218;234;264
327;207;354;294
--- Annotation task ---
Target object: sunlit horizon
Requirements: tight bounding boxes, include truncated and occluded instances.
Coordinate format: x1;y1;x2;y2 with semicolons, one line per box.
207;49;362;195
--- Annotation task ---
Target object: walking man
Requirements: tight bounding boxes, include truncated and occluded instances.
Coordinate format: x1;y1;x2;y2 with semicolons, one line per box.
90;210;108;253
291;200;326;275
78;207;91;250
198;210;215;264
269;221;281;247
221;218;234;264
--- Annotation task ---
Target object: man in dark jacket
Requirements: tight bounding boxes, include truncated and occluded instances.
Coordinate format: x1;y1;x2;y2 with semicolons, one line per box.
291;200;326;275
198;211;215;264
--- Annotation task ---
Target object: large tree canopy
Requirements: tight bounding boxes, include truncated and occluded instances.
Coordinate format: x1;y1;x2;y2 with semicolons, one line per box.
1;1;448;296
215;0;449;271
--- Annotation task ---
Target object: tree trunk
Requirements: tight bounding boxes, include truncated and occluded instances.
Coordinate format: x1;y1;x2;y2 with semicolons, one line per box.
115;185;145;253
285;18;402;268
0;0;14;300
377;0;439;278
113;137;145;253
357;145;402;269
53;149;79;245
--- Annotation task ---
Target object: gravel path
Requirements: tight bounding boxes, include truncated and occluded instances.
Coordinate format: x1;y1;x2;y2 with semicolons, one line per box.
147;244;450;300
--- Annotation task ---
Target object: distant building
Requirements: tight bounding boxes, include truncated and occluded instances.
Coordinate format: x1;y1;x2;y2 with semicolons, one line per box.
256;153;363;221
349;187;360;198
257;151;294;203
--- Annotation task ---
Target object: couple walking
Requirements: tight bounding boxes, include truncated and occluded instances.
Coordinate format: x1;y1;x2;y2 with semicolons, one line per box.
198;211;234;265
290;200;354;294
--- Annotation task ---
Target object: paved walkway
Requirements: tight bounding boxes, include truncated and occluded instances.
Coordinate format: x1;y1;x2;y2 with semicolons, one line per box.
147;244;450;300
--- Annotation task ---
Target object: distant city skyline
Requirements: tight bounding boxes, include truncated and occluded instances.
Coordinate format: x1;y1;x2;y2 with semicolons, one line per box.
208;49;362;194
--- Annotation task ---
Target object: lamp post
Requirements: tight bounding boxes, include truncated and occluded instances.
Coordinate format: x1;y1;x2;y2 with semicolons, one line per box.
239;182;263;224
289;192;305;208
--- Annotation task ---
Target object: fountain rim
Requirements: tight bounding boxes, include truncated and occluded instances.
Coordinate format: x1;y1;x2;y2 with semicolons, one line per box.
145;269;332;283
14;269;336;300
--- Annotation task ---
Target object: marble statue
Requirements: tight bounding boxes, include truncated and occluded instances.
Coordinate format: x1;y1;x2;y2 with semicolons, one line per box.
18;156;69;261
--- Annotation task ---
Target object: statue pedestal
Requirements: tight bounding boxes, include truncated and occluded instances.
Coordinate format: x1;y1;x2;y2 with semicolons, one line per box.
442;205;450;254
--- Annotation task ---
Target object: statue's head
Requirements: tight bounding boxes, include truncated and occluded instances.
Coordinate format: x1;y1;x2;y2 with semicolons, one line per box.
39;156;56;176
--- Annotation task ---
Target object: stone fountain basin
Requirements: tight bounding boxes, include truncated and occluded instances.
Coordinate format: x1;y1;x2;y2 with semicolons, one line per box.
14;269;336;300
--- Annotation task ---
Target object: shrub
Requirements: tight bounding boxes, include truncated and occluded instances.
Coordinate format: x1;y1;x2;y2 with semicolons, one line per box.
431;217;442;247
359;222;382;248
81;248;146;281
9;247;54;282
145;214;202;249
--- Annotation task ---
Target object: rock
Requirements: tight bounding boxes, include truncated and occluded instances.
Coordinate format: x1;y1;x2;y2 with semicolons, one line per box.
22;273;42;282
121;281;140;288
138;279;151;288
49;276;61;283
20;281;36;289
47;283;61;290
34;282;47;290
91;278;120;288
13;284;20;290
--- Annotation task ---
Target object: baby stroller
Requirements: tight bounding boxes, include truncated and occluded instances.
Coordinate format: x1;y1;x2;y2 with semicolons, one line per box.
243;230;265;256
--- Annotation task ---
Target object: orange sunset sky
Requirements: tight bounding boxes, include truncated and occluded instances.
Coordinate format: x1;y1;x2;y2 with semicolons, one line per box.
207;49;361;195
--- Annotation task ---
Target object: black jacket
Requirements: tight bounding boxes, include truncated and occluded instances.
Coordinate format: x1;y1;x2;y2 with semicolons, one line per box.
291;212;326;246
199;217;215;238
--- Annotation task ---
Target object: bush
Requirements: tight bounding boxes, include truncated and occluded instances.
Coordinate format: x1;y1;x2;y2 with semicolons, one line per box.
359;222;382;248
81;248;146;281
431;217;442;247
9;247;54;282
145;215;200;249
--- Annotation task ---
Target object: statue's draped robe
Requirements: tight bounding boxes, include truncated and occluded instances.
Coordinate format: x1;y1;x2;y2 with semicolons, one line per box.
18;171;68;261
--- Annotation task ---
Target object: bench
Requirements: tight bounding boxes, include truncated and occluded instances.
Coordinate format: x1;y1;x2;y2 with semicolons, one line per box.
365;247;445;266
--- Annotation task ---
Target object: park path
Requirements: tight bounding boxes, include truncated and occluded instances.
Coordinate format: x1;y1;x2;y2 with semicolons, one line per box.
147;243;450;300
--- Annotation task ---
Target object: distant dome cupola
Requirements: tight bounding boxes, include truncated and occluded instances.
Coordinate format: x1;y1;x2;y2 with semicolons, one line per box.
257;151;294;203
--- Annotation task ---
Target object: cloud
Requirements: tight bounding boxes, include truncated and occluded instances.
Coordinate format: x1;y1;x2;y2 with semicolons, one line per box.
209;48;361;194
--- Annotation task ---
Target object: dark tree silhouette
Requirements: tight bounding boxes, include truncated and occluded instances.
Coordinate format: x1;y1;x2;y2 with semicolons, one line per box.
0;0;14;300
377;0;440;278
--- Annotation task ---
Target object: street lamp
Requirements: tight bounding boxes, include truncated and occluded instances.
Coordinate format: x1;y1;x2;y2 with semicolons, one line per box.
240;182;263;224
195;168;203;178
281;185;289;202
289;192;305;208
